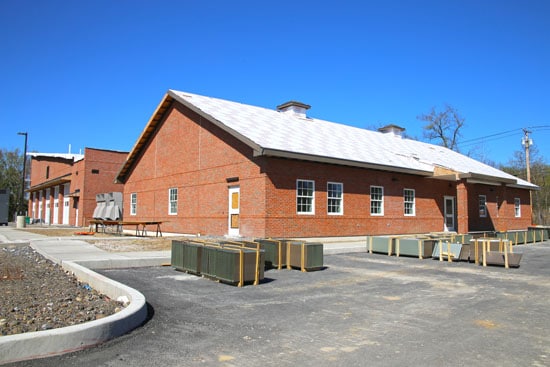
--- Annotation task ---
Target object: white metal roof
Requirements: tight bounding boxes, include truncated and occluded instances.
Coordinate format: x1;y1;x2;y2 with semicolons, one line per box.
167;90;537;189
28;152;85;162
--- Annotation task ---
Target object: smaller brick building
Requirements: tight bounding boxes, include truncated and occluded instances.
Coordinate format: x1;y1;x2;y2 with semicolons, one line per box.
27;148;127;227
115;90;538;238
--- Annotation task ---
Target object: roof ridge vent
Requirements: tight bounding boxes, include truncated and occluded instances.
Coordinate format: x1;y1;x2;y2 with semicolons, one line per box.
277;100;311;118
378;124;405;138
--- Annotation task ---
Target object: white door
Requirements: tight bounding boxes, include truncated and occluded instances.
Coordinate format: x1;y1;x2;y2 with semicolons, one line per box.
45;188;51;224
75;199;79;227
228;186;240;236
62;184;70;225
38;191;43;222
32;192;36;220
444;196;456;232
53;186;59;224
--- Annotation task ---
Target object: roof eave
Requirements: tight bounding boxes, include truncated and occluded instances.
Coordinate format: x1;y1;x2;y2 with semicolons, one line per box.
459;172;539;190
255;148;433;176
115;93;175;183
27;174;72;192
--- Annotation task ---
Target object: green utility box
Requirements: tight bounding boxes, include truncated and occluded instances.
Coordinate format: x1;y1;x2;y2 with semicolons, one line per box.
214;247;265;284
200;244;220;279
171;240;185;270
257;239;287;269
396;238;436;259
171;240;203;274
368;236;395;255
287;241;324;271
181;241;203;274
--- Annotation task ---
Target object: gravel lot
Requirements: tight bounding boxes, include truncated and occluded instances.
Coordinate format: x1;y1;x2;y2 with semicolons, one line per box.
0;245;123;336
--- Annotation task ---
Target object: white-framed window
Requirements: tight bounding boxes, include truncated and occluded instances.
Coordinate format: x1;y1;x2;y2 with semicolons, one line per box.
404;188;415;216
370;186;384;215
514;198;521;217
327;182;343;215
130;193;137;216
479;195;487;217
297;179;315;214
169;188;178;215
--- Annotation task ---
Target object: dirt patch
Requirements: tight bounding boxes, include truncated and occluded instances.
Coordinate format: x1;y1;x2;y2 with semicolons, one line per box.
18;227;187;252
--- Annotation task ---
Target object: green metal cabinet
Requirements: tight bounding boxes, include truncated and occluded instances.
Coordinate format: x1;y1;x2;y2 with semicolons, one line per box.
396;238;435;259
181;241;202;274
257;239;287;269
213;247;265;284
171;240;185;270
368;236;394;255
287;241;324;271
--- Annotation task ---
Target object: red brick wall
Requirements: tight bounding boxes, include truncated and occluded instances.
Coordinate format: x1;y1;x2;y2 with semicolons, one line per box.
261;158;457;237
28;156;74;224
80;148;126;226
27;150;126;226
29;157;73;187
467;183;532;232
123;103;265;235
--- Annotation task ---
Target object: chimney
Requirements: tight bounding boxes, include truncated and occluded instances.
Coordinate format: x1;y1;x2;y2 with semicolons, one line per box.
277;101;311;118
378;124;405;138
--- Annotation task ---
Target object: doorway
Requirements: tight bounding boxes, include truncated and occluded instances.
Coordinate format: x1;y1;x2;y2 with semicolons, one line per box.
228;186;240;236
444;196;456;232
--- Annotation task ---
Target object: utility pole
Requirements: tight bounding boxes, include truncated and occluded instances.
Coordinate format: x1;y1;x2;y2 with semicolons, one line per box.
17;132;28;215
521;129;532;183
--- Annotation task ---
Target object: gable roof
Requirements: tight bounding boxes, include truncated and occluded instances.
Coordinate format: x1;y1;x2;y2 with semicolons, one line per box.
116;89;537;190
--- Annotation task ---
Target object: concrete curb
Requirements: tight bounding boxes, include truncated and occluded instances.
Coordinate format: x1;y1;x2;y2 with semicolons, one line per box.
0;261;148;365
75;257;171;270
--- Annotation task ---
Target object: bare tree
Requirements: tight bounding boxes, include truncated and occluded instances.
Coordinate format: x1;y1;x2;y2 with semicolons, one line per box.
0;148;25;220
418;104;465;151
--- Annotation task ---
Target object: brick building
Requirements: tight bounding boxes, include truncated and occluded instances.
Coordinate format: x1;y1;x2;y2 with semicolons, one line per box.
27;148;127;227
115;90;537;238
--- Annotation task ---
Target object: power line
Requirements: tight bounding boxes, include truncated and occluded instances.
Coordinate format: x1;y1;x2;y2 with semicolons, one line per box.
460;128;522;144
458;125;550;149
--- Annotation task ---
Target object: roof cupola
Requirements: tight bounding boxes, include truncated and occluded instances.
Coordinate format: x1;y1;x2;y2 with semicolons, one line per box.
378;124;405;138
277;101;311;118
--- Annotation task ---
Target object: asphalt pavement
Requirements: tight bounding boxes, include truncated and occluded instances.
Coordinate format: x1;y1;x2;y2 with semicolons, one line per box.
4;226;549;367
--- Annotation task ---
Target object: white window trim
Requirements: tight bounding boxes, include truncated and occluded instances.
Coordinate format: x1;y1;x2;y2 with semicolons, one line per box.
169;188;178;215
296;179;315;215
370;186;384;216
514;198;521;217
404;188;415;216
130;193;137;216
327;182;344;215
479;195;487;218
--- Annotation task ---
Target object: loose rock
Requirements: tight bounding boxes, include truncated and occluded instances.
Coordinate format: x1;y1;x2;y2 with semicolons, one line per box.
0;246;124;336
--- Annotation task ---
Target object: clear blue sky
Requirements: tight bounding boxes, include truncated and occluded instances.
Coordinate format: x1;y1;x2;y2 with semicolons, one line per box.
1;0;548;166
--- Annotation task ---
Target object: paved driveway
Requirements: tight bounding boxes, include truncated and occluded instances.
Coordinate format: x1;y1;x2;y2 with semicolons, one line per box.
13;243;550;367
